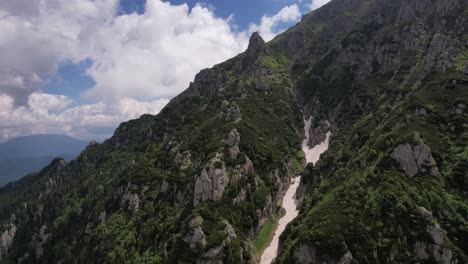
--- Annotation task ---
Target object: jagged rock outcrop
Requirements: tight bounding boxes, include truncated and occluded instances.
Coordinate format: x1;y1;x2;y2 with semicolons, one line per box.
174;151;194;171
413;207;457;264
308;120;331;148
34;225;52;258
224;129;241;159
232;187;247;205
0;224;16;259
229;157;254;184
199;221;238;264
194;155;228;206
184;216;207;250
220;100;241;123
391;134;440;177
115;183;141;214
293;243;354;264
242;32;268;70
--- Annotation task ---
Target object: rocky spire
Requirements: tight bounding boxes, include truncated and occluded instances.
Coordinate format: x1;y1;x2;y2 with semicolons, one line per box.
242;32;268;69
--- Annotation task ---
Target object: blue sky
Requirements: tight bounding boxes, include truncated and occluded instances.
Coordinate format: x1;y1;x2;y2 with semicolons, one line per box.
0;0;329;141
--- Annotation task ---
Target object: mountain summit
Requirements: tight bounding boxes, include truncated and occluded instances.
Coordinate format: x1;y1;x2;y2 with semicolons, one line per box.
0;0;467;263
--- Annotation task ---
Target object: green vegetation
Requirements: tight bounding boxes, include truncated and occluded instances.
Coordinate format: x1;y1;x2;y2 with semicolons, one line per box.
0;0;467;263
253;217;278;254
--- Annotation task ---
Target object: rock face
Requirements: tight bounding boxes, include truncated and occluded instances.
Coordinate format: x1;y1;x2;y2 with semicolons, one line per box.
35;225;52;258
184;216;207;250
115;183;141;214
174;151;193;171
391;134;440;177
413;207;457;264
243;32;268;69
224;129;241;159
308;120;331;148
293;243;354;264
199;221;238;264
194;155;229;206
220;100;241;123
0;224;16;259
229;157;254;184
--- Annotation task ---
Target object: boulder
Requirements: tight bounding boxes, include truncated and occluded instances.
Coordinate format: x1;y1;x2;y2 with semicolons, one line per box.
391;134;440;177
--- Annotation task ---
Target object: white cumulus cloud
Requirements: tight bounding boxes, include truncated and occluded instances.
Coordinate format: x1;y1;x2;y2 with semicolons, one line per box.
248;4;302;41
309;0;332;10
0;0;302;141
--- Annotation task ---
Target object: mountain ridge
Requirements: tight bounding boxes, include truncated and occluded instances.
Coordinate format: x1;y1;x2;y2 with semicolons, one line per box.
0;134;88;187
0;0;467;263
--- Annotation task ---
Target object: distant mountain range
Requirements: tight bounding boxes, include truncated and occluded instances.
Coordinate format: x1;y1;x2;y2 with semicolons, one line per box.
0;134;87;186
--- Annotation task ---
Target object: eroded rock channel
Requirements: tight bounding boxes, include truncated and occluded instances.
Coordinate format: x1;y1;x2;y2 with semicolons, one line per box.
260;117;331;264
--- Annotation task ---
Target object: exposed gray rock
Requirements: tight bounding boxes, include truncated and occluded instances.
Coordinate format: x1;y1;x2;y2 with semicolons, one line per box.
417;207;433;222
413;206;457;263
184;216;207;250
232;188;247;205
169;67;228;104
194;155;229;206
415;107;428;116
122;192;140;214
220;100;241;123
413;241;456;264
160;180;169;193
255;74;270;92
455;103;465;114
224;129;241;159
243;32;268;69
391;134;440;177
0;224;16;259
98;211;107;223
35;225;52;258
115;183;141;214
175;151;193;171
199;221;237;263
293;243;354;264
308;120;331;148
248;195;274;238
229;156;254;184
237;80;246;96
424;33;454;73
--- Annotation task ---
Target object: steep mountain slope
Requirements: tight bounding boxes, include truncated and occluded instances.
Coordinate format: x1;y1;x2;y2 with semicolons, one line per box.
0;0;467;263
0;134;87;186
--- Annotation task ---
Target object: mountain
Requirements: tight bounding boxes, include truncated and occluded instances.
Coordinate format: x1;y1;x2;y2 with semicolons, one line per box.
0;134;88;186
0;0;467;263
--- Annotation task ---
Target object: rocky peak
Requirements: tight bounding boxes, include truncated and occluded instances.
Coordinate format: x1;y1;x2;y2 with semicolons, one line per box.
243;32;268;69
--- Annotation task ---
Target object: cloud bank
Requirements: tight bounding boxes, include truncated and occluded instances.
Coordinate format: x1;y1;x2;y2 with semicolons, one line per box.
0;0;301;141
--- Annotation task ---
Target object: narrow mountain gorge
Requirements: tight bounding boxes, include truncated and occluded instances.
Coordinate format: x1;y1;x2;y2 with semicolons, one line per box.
0;0;467;263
